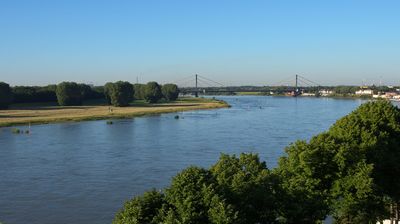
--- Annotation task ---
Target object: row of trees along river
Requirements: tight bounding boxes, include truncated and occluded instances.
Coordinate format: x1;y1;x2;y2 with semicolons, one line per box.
113;100;400;224
0;81;179;108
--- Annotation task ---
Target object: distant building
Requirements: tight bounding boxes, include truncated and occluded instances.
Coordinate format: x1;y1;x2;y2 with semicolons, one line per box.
319;89;334;96
385;92;398;98
355;89;373;95
373;92;399;99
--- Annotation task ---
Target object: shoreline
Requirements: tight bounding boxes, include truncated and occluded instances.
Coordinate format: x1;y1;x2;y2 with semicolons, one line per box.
0;98;230;128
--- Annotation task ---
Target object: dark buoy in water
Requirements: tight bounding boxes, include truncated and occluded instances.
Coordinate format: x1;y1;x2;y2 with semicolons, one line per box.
174;115;179;119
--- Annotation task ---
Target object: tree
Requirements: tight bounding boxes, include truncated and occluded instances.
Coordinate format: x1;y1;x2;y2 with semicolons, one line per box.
104;82;114;105
327;100;400;223
108;81;134;107
165;166;216;223
12;85;57;103
113;154;280;224
210;153;280;224
276;134;339;223
79;83;92;100
277;100;400;223
144;82;162;103
0;82;13;109
56;82;83;106
133;84;146;100
113;190;165;224
161;84;179;101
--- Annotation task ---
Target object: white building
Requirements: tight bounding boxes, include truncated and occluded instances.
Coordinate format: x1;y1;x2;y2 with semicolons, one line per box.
355;89;373;95
319;89;334;96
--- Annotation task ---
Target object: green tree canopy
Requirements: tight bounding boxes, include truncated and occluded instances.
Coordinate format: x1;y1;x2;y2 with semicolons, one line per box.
144;82;162;103
113;153;280;224
133;83;146;100
104;82;114;105
277;100;400;223
113;190;165;224
0;82;13;109
108;81;134;107
56;82;83;106
161;84;179;101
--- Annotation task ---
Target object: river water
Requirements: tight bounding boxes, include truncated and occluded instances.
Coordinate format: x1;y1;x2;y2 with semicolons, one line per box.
0;96;377;223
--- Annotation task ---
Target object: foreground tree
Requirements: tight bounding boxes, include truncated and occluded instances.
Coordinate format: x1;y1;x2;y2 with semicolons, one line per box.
113;154;280;224
328;100;400;223
161;84;179;101
113;190;165;224
210;153;280;224
276;134;338;223
144;82;162;103
0;82;13;109
56;82;83;106
277;100;400;223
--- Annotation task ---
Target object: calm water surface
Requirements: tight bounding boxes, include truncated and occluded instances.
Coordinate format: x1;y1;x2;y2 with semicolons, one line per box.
0;96;374;224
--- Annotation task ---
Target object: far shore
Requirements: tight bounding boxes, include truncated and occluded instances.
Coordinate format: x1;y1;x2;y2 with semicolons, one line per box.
0;97;229;128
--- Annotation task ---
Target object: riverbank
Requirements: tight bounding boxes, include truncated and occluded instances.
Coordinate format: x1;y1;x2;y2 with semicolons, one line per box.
0;97;229;127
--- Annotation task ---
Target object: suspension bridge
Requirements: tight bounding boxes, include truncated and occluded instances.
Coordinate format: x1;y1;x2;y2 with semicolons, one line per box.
173;74;323;97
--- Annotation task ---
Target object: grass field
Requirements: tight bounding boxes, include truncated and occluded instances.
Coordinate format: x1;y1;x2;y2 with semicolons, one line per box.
0;97;229;127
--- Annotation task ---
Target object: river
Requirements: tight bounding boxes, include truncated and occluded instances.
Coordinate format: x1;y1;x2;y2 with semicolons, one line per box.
0;96;377;223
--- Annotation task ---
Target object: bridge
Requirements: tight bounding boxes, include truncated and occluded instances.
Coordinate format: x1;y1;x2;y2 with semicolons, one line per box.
174;74;322;97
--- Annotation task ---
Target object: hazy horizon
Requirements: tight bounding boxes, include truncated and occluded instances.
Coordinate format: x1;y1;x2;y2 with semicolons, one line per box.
1;0;399;86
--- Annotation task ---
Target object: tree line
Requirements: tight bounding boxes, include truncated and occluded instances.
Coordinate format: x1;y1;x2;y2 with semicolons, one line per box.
0;81;179;109
113;100;400;224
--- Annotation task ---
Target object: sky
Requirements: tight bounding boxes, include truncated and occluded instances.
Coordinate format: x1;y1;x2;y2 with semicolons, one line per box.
0;0;399;86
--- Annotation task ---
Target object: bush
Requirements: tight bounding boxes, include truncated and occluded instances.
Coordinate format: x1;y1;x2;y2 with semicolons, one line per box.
144;82;162;103
161;84;179;101
56;82;83;106
0;82;13;109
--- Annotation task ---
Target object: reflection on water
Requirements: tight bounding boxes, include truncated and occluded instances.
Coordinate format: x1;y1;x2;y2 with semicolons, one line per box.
0;96;366;224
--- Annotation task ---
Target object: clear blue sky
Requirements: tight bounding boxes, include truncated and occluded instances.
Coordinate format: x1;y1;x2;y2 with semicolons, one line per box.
1;0;399;86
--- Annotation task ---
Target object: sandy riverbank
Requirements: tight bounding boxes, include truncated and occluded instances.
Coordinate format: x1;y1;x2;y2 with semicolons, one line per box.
0;98;229;127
